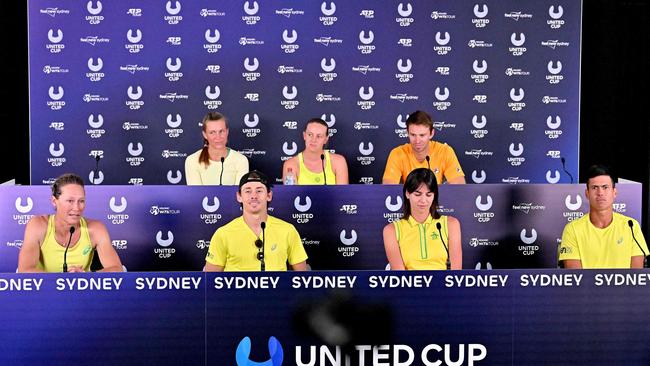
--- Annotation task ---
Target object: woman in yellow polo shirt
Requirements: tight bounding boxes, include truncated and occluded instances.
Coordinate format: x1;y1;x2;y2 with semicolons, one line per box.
383;168;462;270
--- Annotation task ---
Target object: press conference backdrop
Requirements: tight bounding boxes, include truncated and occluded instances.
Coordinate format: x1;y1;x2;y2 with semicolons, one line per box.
1;183;641;272
29;1;581;185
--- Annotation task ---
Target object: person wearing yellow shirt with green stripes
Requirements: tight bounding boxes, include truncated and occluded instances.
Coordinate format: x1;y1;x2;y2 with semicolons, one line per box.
17;173;123;273
282;118;348;185
383;168;462;270
559;165;648;269
204;170;308;272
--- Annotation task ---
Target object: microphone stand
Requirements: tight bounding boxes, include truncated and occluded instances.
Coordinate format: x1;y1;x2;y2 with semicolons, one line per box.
320;154;327;185
436;222;450;270
260;222;266;271
629;220;647;268
219;156;225;185
63;226;75;272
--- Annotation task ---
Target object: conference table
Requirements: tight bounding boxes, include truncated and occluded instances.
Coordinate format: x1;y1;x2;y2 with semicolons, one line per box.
1;269;649;365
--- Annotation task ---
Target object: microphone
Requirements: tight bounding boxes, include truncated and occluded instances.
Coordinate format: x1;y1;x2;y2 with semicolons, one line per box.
219;156;225;185
63;226;75;272
628;220;647;268
436;222;450;270
320;154;327;185
93;155;101;185
425;156;431;171
260;222;266;271
560;157;574;184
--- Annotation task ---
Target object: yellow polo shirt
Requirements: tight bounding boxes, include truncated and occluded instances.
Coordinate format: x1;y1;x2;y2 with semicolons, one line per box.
394;215;449;270
206;215;308;271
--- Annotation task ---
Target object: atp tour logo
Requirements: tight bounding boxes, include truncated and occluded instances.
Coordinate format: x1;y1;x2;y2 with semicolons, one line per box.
360;9;374;19
613;203;627;214
507;143;525;166
433;32;451;55
14;197;34;225
200;196;221;225
384;195;404;222
86;57;104;81
547;150;561;160
397;38;413;47
432;87;451;111
474;195;494;223
545;115;563;139
519;228;539;256
470;60;489;83
358;30;375;54
206;64;221;74
320;1;337;25
319;58;337;81
85;1;104;24
242;1;261;25
546;61;564;84
125;29;143;53
339;204;358;215
242;57;261;82
357;142;375;166
509;33;527;56
509;121;524;132
166;36;181;46
321;114;338;137
435;66;450;76
281;29;299;53
396;3;414;26
127;8;142;17
339;229;359;257
508;88;526;111
47;142;66;166
563;195;584;221
292;196;314;224
107;196;129;225
357;87;375;110
242;114;261;138
395;59;413;83
155;230;175;258
165;114;183;138
235;336;283;366
47;86;66;110
280;141;298;161
547;5;565;28
470;115;488;139
471;170;487;184
49;121;64;131
394;114;408;138
281;86;299;110
112;240;127;250
46;29;65;53
204;86;222;109
164;1;183;24
204;29;222;53
125;86;144;110
244;93;259;102
164;57;183;81
472;4;490;27
282;120;298;130
125;142;144;167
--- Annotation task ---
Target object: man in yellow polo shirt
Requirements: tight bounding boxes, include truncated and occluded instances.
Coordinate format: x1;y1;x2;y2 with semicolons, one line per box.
382;110;465;184
204;170;308;271
559;165;648;269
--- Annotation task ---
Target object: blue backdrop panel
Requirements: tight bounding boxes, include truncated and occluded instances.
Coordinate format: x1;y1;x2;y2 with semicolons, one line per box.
29;0;581;185
0;183;641;272
2;270;650;365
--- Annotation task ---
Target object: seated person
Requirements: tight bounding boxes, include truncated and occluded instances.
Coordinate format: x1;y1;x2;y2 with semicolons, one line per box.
185;112;249;185
17;173;123;272
559;164;648;269
383;168;462;270
204;170;308;271
282;118;348;185
382;110;465;184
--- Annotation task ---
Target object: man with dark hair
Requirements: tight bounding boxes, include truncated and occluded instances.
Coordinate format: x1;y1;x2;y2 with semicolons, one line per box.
559;165;648;268
204;170;308;271
382;110;465;184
